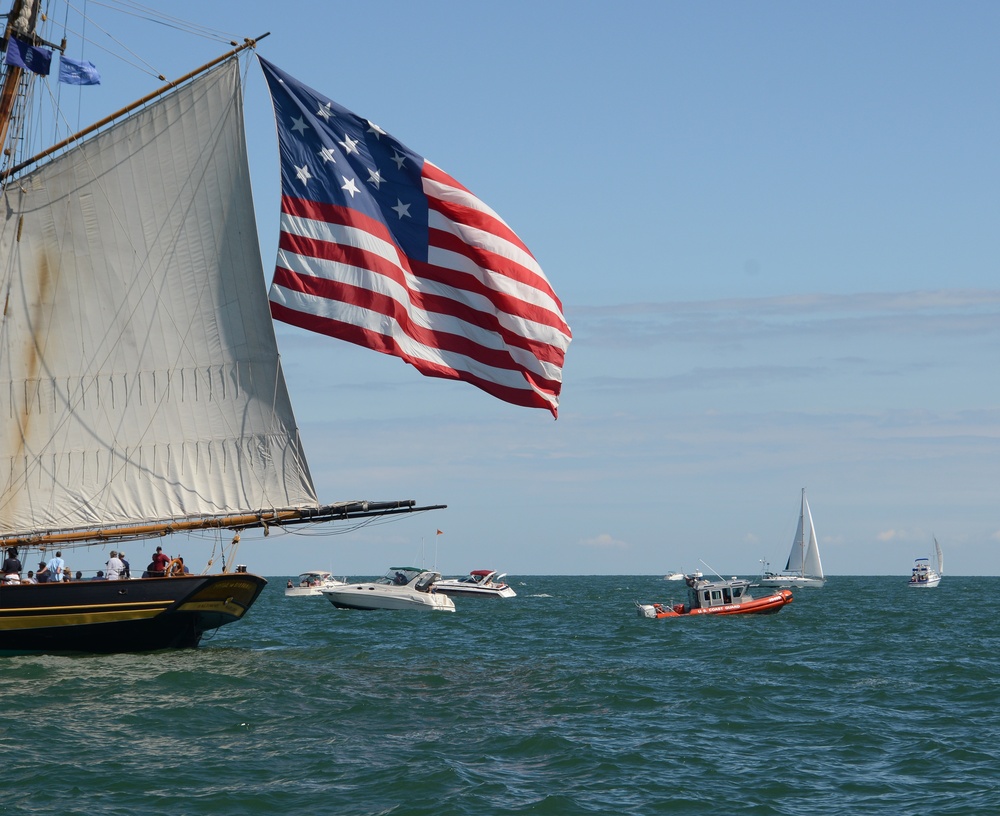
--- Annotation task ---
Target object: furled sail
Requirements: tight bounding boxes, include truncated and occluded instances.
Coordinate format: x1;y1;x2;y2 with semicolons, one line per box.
0;59;318;542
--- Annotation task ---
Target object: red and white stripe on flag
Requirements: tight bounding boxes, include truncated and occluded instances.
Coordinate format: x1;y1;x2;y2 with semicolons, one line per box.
269;162;571;417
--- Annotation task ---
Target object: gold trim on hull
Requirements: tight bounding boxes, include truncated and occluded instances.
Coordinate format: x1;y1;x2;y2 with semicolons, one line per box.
0;606;168;631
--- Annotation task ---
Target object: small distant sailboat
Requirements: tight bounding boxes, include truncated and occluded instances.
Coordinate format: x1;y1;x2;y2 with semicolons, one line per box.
908;537;943;588
758;489;826;588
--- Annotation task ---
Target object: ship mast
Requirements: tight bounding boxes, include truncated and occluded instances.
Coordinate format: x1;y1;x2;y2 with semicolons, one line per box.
0;0;40;175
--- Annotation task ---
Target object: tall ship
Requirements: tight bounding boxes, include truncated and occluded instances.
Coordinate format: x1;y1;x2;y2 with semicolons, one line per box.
0;3;464;653
0;1;568;654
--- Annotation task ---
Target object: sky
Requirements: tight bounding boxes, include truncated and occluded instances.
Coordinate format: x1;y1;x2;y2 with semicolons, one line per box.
29;0;1000;576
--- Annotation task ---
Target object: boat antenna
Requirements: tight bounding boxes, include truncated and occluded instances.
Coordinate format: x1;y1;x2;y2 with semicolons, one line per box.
699;559;726;581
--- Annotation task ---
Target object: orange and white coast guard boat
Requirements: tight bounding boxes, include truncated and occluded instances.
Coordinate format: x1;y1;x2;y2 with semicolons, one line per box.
636;574;793;619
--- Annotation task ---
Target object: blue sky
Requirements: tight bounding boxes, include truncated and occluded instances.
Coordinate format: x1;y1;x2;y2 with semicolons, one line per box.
45;1;999;576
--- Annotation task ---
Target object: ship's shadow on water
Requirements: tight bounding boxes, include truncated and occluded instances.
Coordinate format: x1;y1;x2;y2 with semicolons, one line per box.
3;576;999;815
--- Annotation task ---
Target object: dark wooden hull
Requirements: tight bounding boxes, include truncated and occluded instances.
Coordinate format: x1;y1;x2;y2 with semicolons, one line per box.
0;573;267;654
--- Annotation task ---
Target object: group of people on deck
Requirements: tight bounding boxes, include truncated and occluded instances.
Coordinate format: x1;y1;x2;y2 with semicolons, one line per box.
1;544;191;584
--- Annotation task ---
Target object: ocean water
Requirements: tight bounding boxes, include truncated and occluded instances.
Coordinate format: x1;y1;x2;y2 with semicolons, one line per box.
2;575;998;815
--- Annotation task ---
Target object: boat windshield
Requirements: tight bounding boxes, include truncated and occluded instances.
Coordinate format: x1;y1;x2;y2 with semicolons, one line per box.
379;567;422;586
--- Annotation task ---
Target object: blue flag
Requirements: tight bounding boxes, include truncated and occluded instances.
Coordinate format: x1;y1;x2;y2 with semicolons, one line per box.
59;55;101;86
4;37;52;76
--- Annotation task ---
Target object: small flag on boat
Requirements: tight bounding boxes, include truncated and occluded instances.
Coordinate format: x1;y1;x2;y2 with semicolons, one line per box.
58;55;101;86
259;58;571;417
436;530;443;536
4;37;52;76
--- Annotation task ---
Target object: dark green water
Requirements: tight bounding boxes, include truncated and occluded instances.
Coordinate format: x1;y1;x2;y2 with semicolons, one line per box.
2;576;997;815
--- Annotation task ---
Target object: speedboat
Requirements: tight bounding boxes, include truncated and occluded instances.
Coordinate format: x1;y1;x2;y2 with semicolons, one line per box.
433;569;516;599
664;571;685;581
285;571;346;597
322;567;456;612
636;574;793;618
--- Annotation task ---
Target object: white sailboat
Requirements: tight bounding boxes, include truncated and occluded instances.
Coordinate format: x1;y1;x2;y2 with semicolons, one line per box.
908;537;943;588
0;3;453;653
758;489;826;588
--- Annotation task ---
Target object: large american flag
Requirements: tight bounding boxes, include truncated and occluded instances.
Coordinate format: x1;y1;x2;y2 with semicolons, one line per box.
260;59;571;417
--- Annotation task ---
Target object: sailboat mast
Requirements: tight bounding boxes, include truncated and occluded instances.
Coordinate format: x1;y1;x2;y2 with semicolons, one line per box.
799;488;806;573
0;0;38;166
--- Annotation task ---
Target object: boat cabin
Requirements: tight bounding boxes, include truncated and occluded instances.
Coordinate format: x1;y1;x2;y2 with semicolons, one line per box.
453;569;505;586
293;571;333;588
377;567;442;592
910;558;932;583
686;577;753;610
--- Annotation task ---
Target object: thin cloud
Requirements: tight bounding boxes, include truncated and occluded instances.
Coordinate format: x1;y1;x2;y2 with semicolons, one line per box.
570;289;1000;348
581;533;628;551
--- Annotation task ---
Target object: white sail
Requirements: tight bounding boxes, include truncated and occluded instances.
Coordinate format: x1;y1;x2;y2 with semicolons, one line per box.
785;507;807;573
934;537;944;575
0;60;318;539
799;495;824;579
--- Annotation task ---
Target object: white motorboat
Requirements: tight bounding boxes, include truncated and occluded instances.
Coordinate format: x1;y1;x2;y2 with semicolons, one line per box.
285;571;346;597
322;567;456;612
433;570;516;599
664;572;685;581
908;538;943;588
758;488;826;588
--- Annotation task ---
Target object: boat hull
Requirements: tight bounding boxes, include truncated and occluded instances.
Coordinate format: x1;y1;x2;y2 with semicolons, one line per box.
637;589;794;619
432;584;516;599
322;586;455;612
757;575;825;588
285;581;346;598
0;573;267;654
907;575;941;588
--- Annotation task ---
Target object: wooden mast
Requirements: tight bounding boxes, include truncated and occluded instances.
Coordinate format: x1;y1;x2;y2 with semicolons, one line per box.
0;500;448;549
0;0;37;169
3;32;270;180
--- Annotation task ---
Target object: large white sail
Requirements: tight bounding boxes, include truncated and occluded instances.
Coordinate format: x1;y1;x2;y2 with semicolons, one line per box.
800;498;823;579
0;59;318;539
784;489;823;579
